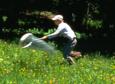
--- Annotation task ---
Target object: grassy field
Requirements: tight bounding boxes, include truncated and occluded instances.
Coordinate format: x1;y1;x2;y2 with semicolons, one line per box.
0;40;115;84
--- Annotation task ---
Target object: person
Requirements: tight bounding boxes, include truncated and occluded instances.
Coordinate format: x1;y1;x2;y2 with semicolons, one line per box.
40;15;77;65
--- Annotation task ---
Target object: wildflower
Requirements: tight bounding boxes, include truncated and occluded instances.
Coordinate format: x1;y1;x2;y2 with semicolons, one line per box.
111;65;115;70
0;58;3;62
111;75;115;82
49;79;53;84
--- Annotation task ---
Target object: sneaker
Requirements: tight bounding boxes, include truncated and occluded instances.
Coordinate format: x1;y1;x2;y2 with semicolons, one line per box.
70;51;82;58
67;56;75;65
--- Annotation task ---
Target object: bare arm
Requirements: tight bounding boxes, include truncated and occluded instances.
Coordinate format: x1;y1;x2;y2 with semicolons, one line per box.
40;36;48;40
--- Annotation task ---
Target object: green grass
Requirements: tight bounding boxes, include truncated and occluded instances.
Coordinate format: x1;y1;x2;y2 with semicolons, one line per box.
0;40;115;84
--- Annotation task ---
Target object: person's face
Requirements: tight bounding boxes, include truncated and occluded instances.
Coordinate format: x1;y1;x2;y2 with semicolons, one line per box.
54;20;61;25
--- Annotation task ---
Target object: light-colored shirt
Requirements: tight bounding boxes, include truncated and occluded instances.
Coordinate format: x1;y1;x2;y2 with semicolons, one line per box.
48;22;76;40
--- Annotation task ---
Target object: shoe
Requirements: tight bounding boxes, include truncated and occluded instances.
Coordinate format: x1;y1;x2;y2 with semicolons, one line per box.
67;56;75;65
70;51;82;58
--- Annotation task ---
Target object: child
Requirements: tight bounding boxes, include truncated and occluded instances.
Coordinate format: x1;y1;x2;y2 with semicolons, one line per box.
40;15;77;65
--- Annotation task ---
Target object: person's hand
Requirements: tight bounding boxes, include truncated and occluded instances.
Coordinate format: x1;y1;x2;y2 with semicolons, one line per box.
40;36;48;40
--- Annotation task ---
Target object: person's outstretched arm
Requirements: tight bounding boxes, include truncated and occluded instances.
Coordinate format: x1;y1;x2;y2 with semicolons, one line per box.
40;36;48;40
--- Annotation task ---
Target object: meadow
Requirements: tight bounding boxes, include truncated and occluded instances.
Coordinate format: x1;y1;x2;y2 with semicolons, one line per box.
0;40;115;84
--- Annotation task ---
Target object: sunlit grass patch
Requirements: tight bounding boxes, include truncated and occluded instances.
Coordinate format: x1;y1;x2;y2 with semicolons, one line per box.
0;40;114;84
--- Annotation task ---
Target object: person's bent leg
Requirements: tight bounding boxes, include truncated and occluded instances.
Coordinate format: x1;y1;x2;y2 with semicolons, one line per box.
62;40;76;65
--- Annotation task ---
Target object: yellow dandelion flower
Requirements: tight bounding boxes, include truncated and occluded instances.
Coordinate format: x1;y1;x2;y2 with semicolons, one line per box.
49;79;53;84
111;65;115;70
111;75;115;82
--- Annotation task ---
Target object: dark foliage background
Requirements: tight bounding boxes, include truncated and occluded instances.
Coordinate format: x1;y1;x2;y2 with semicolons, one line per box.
0;0;115;54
